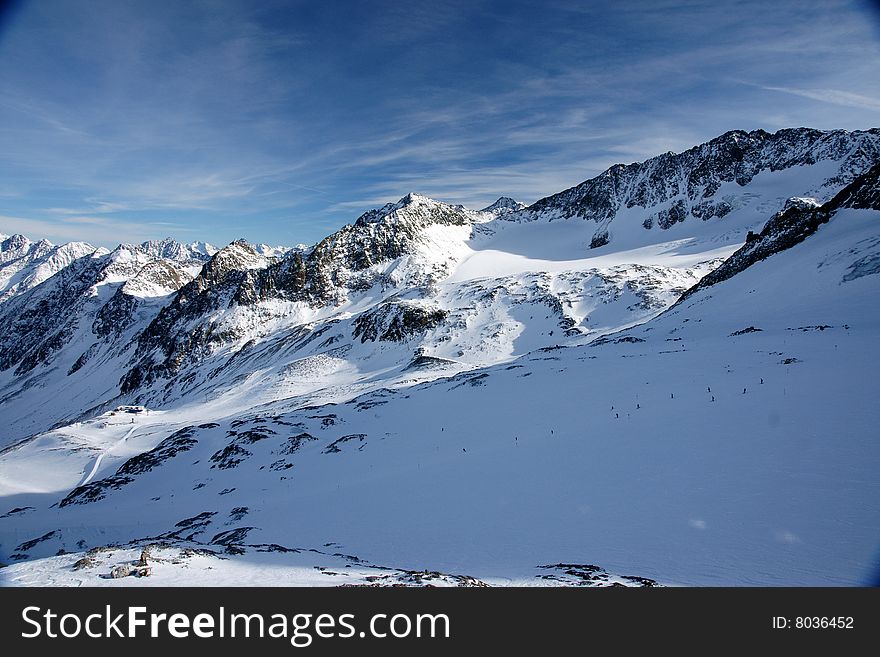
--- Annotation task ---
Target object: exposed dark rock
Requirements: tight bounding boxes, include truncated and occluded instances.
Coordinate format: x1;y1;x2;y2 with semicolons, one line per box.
161;511;216;540
656;199;688;229
72;556;97;570
537;562;658;587
210;443;251;470
730;326;762;336
174;511;217;529
0;255;108;374
15;530;58;552
116;426;199;476
592;335;645;345
209;426;275;469
59;474;134;507
589;230;610;248
228;507;249;522
479;196;526;215
323;434;368;454
93;287;140;339
211;527;255;546
403;354;458;371
67;343;99;375
352;302;447;343
307;414;338;428
277;432;318;456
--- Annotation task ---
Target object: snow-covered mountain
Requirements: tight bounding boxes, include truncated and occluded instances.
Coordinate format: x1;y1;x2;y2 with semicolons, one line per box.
0;234;100;303
0;127;878;586
479;196;527;216
517;127;879;248
137;237;217;265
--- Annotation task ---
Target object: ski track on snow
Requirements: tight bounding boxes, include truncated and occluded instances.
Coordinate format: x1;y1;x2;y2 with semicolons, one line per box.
77;425;137;487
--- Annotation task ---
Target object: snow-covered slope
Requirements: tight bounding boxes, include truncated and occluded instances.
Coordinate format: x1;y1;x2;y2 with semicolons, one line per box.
0;127;877;586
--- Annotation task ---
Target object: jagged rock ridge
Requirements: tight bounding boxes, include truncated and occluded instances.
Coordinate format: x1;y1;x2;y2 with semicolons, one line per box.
515;127;880;248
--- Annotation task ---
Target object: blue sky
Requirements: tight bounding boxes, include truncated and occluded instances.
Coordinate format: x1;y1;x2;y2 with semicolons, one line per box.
1;0;879;249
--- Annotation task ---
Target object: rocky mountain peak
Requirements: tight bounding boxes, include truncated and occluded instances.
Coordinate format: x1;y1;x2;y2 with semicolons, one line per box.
0;234;49;265
194;239;267;288
121;260;194;298
138;237;215;264
1;233;32;251
353;193;475;229
480;196;526;215
398;192;429;205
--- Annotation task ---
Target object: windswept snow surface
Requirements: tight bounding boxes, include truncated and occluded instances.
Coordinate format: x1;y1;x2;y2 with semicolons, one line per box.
1;207;878;586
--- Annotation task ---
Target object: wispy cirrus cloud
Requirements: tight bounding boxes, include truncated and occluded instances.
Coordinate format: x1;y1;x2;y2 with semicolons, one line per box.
755;86;880;112
1;0;878;249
